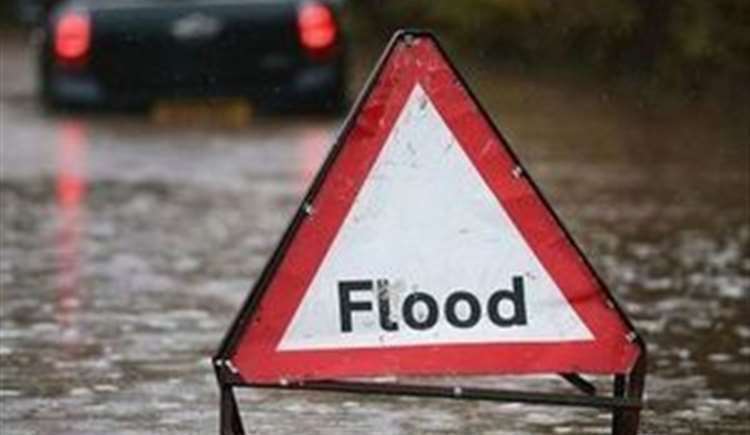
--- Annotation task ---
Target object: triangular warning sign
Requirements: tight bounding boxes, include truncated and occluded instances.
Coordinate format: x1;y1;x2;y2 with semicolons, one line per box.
216;32;642;384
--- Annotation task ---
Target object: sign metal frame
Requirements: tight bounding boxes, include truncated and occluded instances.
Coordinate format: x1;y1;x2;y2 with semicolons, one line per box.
213;30;647;435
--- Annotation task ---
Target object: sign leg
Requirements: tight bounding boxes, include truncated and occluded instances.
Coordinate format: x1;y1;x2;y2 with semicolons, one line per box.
611;375;626;434
622;358;647;435
613;354;647;435
220;385;245;435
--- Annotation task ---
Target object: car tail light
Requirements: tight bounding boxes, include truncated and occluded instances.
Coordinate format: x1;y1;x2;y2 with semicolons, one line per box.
297;1;338;56
54;11;91;63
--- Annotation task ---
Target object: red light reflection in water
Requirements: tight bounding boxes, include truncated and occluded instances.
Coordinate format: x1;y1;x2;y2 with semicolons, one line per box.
55;121;87;339
296;126;331;190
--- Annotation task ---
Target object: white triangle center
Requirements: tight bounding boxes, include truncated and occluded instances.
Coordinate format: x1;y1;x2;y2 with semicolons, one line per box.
278;85;593;351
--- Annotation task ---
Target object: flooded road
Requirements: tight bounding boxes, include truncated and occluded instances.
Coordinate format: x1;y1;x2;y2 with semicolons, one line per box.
2;32;748;434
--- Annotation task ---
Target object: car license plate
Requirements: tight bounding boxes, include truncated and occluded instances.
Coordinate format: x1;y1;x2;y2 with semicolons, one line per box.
151;98;253;127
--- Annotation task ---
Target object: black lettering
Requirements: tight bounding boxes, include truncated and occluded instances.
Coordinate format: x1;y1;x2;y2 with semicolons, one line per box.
488;276;527;327
444;291;481;328
338;280;373;333
402;292;439;330
376;279;398;331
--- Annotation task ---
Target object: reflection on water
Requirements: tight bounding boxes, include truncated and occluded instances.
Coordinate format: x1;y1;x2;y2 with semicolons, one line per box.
296;126;332;189
55;121;87;342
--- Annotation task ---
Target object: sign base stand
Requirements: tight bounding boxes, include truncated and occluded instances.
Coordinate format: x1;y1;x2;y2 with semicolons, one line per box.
214;353;646;435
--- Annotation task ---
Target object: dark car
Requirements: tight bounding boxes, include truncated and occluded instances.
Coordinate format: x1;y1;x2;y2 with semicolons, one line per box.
12;0;47;25
38;0;347;111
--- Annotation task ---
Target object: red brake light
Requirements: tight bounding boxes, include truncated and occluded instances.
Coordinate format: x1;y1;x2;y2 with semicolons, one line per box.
297;1;337;55
55;12;91;63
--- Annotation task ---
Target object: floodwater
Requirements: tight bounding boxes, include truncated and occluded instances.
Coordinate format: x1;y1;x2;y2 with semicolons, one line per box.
1;32;748;435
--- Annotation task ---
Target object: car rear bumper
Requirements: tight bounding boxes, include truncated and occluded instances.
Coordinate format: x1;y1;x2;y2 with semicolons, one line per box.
45;61;343;108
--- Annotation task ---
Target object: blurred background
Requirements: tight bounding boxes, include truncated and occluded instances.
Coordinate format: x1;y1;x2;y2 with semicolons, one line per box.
352;1;749;111
1;1;748;435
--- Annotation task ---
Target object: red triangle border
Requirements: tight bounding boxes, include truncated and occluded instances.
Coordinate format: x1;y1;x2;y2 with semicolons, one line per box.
218;32;643;384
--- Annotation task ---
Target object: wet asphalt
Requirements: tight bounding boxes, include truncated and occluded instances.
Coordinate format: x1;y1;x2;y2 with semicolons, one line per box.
1;31;749;434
